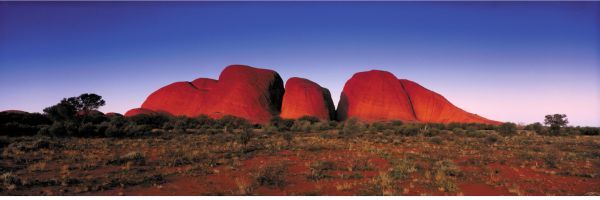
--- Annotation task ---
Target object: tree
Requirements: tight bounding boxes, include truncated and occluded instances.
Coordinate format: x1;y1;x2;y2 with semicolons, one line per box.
66;93;106;112
544;114;569;135
43;100;77;121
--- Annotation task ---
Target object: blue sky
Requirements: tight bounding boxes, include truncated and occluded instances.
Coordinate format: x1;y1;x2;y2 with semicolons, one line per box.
1;2;598;126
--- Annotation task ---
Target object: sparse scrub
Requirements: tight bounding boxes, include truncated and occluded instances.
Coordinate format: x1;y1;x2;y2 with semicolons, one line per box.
108;151;146;165
255;163;287;189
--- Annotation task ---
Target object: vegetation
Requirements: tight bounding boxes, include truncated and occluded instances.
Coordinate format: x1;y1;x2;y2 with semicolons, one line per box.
544;114;569;135
1;94;599;195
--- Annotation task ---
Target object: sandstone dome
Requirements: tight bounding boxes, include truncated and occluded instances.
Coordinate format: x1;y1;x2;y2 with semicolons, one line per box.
280;77;335;121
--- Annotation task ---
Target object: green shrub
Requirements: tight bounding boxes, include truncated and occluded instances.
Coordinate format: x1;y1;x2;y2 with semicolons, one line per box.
291;120;312;133
237;126;254;146
215;115;249;129
269;116;295;132
429;136;443;145
524;122;544;134
398;125;419;136
282;132;293;146
498;122;517;136
298;116;320;124
452;128;466;135
341;118;362;135
128;114;170;129
256;164;287;188
108;151;146;165
485;134;499;144
579;127;600;135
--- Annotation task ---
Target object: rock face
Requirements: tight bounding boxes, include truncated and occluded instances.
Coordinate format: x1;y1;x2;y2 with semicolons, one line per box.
337;70;500;125
127;66;499;125
128;65;284;123
280;77;335;121
105;112;123;117
399;79;501;125
124;108;156;117
337;70;416;122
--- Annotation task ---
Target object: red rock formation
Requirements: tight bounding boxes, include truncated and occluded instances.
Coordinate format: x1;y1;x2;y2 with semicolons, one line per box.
131;65;284;123
337;70;416;122
337;70;500;125
124;108;156;117
399;79;501;125
105;112;123;117
141;81;213;117
1;110;28;114
280;77;335;121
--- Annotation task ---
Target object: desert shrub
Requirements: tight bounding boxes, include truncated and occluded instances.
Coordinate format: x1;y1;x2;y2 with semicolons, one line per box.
237;126;254;147
341;118;362;135
446;122;463;130
524;122;544;134
78;111;108;124
466;130;487;138
282;132;293;146
498;122;517;136
429;136;443;145
2;172;21;191
579;127;600;135
352;158;374;171
434;159;462;177
0;112;51;126
359;172;396;195
256;164;287;188
0;112;52;137
426;123;446;130
162;116;190;131
369;122;387;133
0;136;9;148
298;116;320;124
397;125;419;136
0;122;40;136
390;159;416;180
452;128;466;135
77;122;98;137
307;161;336;181
269;116;295;132
485;134;499;144
48;122;69;136
108;151;146;165
122;124;152;137
290;120;312;133
390;120;403;126
127;114;170;129
194;115;216;127
215;115;249;129
423;127;441;137
104;123;124;137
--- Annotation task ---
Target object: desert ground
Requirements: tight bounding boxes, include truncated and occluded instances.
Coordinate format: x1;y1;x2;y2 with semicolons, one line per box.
1;126;598;196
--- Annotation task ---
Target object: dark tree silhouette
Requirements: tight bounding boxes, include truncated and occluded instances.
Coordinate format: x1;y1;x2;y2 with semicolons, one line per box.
43;100;77;121
66;93;106;112
544;114;569;134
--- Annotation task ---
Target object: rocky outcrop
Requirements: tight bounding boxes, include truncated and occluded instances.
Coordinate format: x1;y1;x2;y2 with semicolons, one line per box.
337;70;500;125
124;108;157;117
128;65;284;124
127;66;499;125
337;70;416;122
280;77;335;121
399;79;501;125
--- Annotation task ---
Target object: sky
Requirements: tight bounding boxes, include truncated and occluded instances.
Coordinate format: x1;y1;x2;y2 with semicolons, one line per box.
0;2;598;126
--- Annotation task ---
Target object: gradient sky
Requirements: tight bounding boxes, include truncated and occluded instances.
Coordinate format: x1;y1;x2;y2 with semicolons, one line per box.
1;2;598;126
